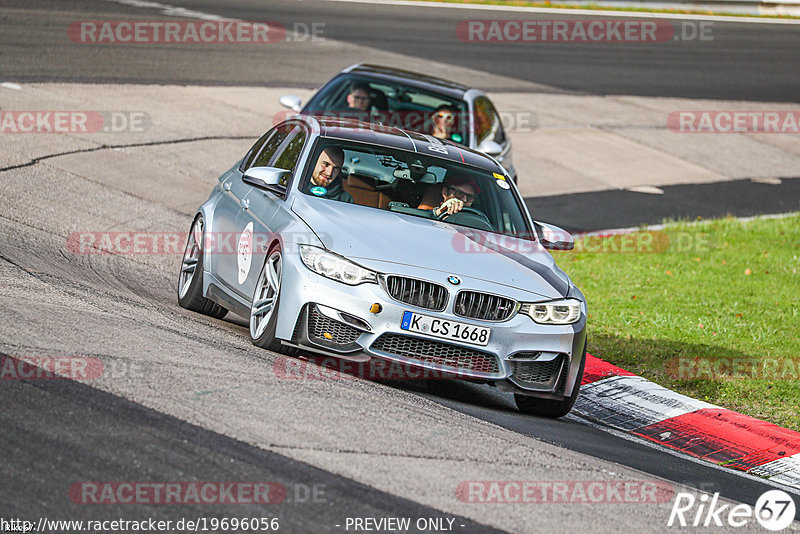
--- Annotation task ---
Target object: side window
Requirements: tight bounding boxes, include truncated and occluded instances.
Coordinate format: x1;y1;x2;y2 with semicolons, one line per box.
249;125;291;169
474;97;506;146
270;126;308;187
239;131;270;171
272;129;307;172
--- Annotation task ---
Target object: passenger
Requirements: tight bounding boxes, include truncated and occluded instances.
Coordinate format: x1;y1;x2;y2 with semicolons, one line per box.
418;175;480;217
308;147;353;203
346;81;373;112
430;104;457;140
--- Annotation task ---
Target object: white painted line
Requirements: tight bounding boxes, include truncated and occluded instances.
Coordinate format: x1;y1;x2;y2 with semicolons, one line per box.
1;82;22;90
626;185;665;194
749;453;800;487
751;177;783;184
328;0;800;24
106;0;230;21
575;375;715;431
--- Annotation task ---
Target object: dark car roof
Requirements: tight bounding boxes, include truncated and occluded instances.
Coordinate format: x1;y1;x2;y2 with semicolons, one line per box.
343;64;472;100
306;116;502;173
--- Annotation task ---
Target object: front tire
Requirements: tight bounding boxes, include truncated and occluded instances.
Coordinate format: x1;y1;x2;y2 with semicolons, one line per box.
514;341;587;418
250;245;284;353
177;215;228;319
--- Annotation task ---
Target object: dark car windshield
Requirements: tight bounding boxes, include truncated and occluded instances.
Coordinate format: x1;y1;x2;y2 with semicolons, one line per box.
301;139;532;239
304;74;469;146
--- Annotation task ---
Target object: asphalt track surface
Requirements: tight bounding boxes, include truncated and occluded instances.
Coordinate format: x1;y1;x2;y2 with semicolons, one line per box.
2;0;800;532
0;359;502;532
1;0;799;101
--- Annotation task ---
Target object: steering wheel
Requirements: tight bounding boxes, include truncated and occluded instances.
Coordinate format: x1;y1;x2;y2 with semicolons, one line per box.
437;206;494;231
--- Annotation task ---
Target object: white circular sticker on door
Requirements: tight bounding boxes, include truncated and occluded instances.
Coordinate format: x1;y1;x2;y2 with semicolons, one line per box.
237;221;254;285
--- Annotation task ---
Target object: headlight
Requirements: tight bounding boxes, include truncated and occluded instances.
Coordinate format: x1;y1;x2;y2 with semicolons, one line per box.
522;298;582;325
299;245;377;286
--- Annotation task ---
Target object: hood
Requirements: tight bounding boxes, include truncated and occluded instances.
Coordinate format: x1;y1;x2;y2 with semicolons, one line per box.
291;194;570;300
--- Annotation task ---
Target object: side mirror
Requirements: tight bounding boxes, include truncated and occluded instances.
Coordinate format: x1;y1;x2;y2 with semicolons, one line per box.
279;95;302;112
243;166;292;195
534;221;574;251
476;139;503;157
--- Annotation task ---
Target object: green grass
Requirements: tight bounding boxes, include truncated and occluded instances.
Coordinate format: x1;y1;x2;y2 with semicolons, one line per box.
554;214;800;431
416;0;800;19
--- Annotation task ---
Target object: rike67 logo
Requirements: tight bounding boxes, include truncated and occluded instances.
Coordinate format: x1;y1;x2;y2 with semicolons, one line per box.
668;489;796;531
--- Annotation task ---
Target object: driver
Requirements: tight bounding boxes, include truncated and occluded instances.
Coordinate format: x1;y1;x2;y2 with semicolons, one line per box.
308;146;353;203
419;175;480;217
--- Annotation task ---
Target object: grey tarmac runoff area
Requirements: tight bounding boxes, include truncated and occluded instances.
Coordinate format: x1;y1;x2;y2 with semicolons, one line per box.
2;1;800;533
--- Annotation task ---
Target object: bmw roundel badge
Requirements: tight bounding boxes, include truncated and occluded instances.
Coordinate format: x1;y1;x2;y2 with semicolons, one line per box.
447;275;461;285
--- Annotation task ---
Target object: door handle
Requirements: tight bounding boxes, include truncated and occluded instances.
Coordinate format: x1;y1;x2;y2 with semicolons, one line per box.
240;198;250;210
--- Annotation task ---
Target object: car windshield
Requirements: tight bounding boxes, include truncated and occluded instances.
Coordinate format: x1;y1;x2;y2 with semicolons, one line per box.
304;74;469;146
301;139;532;239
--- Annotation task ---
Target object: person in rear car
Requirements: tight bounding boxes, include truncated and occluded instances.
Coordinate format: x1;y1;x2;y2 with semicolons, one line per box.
346;81;373;112
430;105;458;141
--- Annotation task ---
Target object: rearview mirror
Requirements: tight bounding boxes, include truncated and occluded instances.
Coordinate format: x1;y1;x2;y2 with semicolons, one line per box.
279;95;302;112
476;139;503;157
243;166;292;195
534;221;574;251
393;168;410;180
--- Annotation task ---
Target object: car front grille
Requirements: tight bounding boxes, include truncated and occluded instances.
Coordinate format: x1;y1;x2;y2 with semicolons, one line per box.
510;353;564;389
454;291;517;322
384;275;448;311
371;333;499;374
307;304;362;345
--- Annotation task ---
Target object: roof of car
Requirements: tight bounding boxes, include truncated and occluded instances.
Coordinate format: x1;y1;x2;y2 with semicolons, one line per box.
342;64;473;99
305;116;503;173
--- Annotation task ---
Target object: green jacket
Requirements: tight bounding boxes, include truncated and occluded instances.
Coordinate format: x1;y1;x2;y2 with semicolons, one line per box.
323;179;354;204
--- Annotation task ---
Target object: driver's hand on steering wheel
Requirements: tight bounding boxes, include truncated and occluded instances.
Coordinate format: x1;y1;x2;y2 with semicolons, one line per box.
435;198;464;217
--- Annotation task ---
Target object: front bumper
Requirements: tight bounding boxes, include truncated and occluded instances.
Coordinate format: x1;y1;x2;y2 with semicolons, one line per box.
275;252;586;399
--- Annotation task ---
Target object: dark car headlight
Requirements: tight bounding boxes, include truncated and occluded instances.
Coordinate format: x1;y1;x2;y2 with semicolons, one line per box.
299;245;377;286
521;298;582;325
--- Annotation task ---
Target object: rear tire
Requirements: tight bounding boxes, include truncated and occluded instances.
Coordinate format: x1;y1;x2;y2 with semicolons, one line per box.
250;244;284;353
177;215;228;319
514;340;587;418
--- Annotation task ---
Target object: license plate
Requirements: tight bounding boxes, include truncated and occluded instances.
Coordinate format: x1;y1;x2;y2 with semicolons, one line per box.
400;311;490;347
